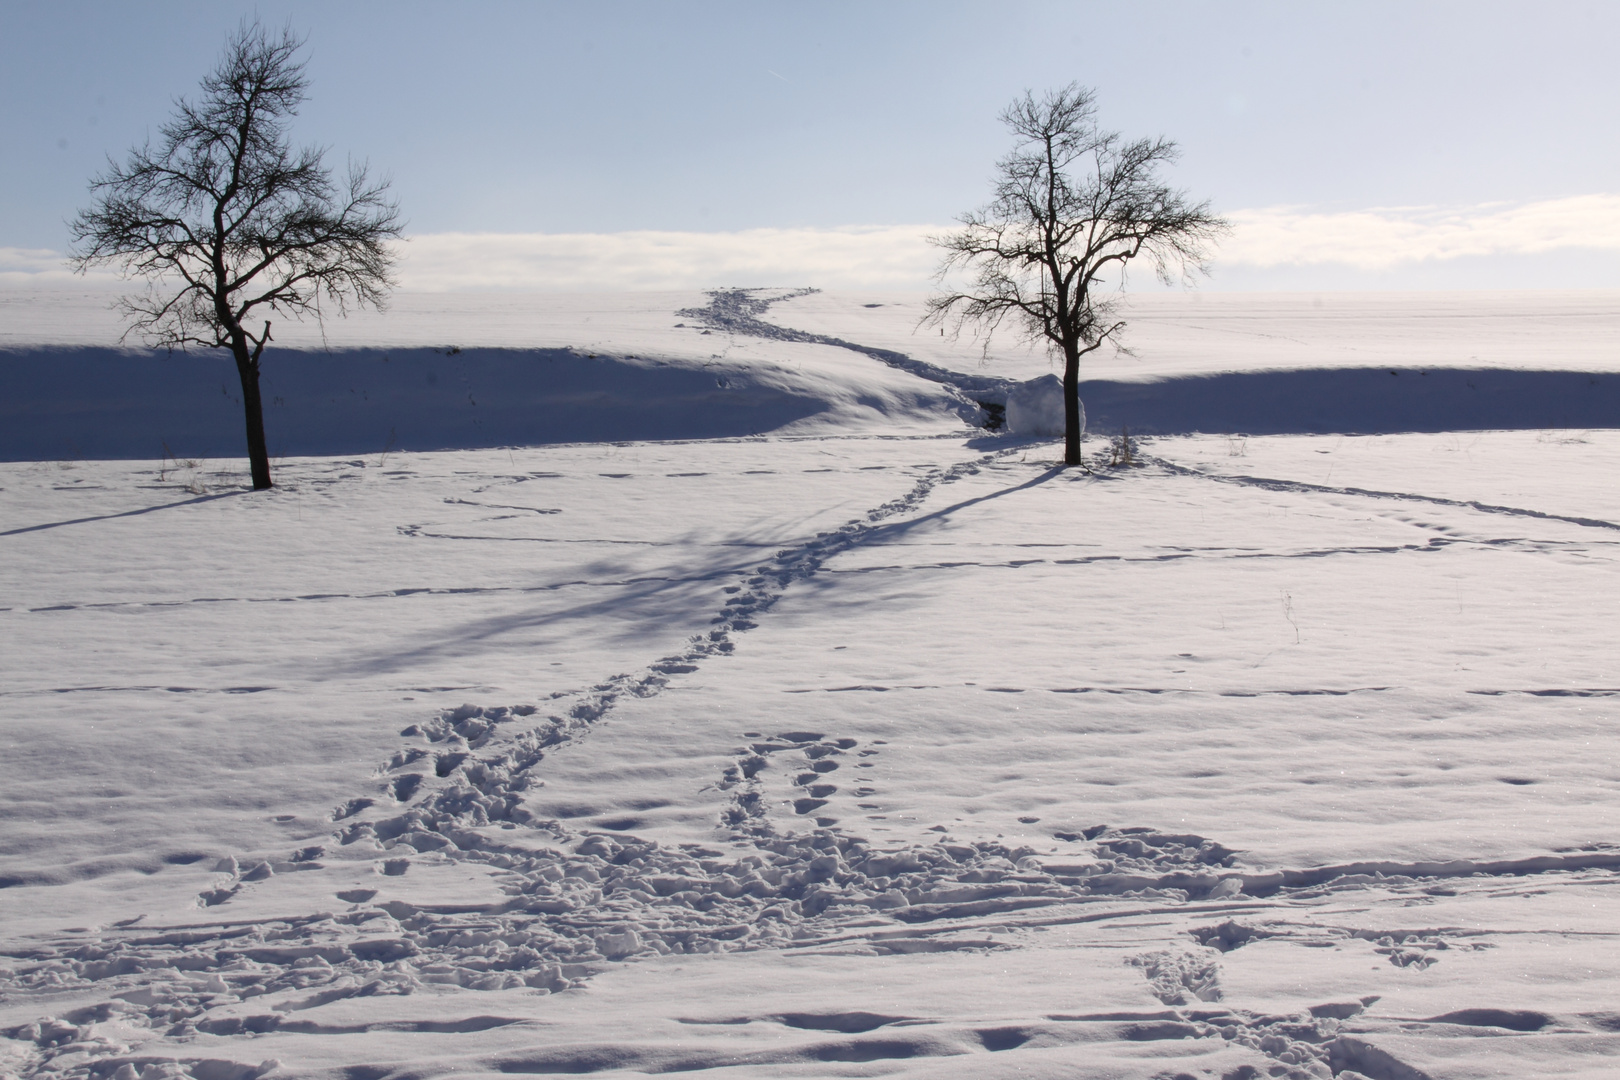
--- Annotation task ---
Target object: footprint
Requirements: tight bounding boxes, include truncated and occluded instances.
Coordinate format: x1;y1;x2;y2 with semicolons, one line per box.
718;731;861;829
382;748;428;772
198;885;239;906
391;774;423;802
1129;950;1222;1005
332;797;373;821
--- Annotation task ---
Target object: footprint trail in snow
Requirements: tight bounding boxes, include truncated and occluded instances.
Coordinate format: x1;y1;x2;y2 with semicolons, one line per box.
6;298;1620;1079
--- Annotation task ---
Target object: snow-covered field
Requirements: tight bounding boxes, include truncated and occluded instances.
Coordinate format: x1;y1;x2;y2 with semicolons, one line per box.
3;289;1619;1079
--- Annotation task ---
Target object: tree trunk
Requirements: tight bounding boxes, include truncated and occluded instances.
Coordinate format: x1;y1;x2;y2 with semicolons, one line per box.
1062;346;1082;467
232;349;273;489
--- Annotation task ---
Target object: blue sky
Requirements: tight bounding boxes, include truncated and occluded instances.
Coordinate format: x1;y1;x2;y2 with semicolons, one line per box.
4;0;1619;291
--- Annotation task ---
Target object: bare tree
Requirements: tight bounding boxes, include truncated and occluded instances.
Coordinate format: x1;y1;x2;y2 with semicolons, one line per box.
71;21;402;489
927;84;1227;466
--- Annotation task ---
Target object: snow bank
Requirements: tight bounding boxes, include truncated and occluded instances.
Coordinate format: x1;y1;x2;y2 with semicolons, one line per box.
1082;366;1620;436
0;290;979;462
0;346;840;461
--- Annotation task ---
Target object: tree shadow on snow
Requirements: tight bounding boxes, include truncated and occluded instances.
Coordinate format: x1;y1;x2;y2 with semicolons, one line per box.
0;490;244;536
294;535;780;681
863;466;1067;546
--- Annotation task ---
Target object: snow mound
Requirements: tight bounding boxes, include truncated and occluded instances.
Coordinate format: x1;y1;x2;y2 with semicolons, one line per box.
1004;374;1079;437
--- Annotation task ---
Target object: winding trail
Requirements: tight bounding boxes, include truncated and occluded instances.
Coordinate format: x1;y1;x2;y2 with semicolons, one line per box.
677;288;1016;406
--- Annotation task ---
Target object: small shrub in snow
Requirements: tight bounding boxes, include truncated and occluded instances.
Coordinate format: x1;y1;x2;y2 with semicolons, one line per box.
1103;426;1141;467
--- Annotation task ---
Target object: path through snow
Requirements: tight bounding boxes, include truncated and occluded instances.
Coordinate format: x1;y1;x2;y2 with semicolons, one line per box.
3;294;1619;1079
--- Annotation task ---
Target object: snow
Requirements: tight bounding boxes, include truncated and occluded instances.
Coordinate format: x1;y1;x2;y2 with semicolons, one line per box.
756;288;1620;381
1005;374;1072;436
3;287;1620;1079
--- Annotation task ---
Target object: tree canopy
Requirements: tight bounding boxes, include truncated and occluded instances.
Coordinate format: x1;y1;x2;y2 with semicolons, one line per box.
928;84;1227;465
71;21;402;489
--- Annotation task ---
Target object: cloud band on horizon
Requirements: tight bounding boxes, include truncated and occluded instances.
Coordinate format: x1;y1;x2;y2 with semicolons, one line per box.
5;195;1618;292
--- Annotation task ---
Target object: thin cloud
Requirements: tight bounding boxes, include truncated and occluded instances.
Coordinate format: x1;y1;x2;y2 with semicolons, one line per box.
0;247;97;287
394;226;941;292
1219;194;1620;270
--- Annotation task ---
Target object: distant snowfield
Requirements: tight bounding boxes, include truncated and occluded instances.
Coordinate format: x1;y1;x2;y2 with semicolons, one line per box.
759;288;1620;381
7;285;1619;372
2;289;1619;1079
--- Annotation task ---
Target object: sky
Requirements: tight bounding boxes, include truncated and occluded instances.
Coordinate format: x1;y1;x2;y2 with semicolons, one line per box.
3;0;1619;292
